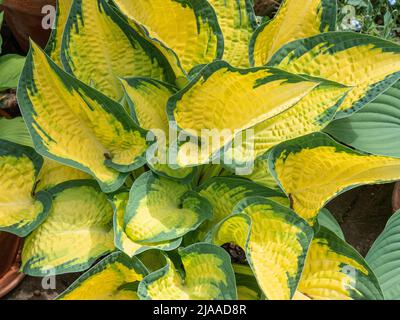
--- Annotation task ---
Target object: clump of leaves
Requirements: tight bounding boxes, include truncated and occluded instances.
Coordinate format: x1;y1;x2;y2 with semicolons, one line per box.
1;0;400;300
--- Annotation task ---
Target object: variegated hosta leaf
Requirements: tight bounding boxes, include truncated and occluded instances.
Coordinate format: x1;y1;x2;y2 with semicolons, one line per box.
61;0;175;101
121;77;194;182
169;61;320;166
113;0;223;77
35;158;92;192
138;243;237;300
207;0;256;67
223;82;349;167
212;197;314;300
22;181;115;276
269;132;400;224
0;117;33;148
122;77;176;133
267;32;400;118
0;140;51;237
325;79;400;158
17;42;149;193
58;252;148;300
366;210;400;299
196;176;286;240
233;264;262;300
317;208;345;241
250;0;337;66
113;191;183;257
298;227;383;300
45;0;73;66
124;171;212;243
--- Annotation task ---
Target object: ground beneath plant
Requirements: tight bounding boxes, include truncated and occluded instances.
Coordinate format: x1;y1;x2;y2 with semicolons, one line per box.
3;183;395;300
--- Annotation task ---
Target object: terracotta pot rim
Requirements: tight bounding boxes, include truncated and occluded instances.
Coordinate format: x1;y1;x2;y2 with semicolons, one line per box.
393;182;400;213
0;235;24;299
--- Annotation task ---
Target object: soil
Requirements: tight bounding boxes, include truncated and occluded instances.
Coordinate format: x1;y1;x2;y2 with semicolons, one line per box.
327;183;395;256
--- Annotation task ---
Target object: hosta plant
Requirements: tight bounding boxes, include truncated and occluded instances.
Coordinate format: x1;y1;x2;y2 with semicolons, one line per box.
2;0;400;300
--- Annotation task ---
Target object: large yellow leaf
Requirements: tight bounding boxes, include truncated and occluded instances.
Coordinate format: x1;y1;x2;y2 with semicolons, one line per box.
113;0;223;76
124;171;212;243
196;176;286;240
208;0;257;67
61;0;175;101
112;191;183;257
17;42;149;193
223;82;349;168
22;181;115;276
269;133;400;224
138;243;237;300
0;140;51;237
267;32;400;118
169;61;320;166
121;77;194;181
58;252;148;300
297;227;383;300
35;158;92;192
211;197;313;300
45;0;73;66
250;0;337;66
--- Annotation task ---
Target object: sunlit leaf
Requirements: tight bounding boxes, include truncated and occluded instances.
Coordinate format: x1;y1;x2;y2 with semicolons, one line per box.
269;133;400;224
250;0;337;65
138;243;237;300
0;140;51;237
298;227;383;300
17;42;149;193
267;32;400;118
61;0;175;100
58;252;148;300
22;181;115;276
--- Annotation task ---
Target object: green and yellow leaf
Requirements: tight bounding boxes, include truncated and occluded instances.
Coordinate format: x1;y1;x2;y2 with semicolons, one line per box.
269;132;400;224
113;191;183;257
250;0;337;66
196;176;286;240
45;0;73;66
138;243;237;300
17;41;149;193
35;158;92;192
213;197;314;300
121;77;176;133
366;210;400;299
298;227;383;300
207;0;256;67
113;0;223;76
0;140;51;237
223;82;349;167
124;171;212;244
267;32;400;118
325;79;400;158
58;252;148;300
22;181;115;276
61;0;175;101
121;77;194;181
168;61;320;166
